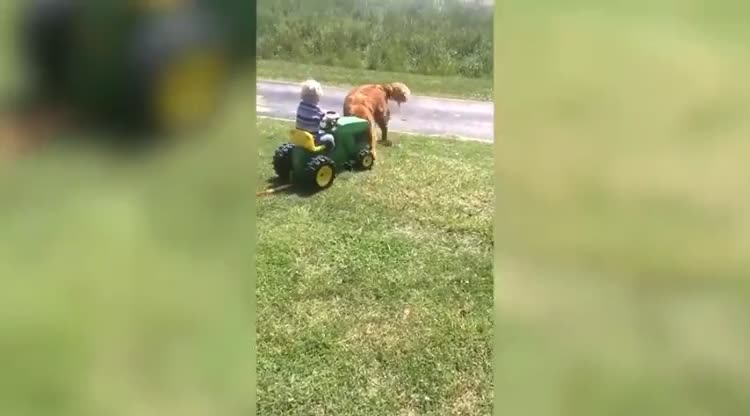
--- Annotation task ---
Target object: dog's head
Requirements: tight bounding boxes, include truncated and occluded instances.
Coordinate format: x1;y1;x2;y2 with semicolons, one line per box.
383;82;411;106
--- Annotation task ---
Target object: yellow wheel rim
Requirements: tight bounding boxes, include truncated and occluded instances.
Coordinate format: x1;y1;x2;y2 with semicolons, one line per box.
156;51;226;131
316;165;334;187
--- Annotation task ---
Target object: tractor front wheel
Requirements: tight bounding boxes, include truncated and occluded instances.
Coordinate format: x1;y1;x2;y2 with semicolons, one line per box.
306;155;336;191
355;148;375;171
273;143;295;182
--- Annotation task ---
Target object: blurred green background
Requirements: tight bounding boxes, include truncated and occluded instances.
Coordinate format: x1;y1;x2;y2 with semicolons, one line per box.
0;1;255;414
496;0;750;414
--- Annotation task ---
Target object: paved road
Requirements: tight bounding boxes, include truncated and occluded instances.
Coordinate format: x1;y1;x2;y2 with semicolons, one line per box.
256;80;494;142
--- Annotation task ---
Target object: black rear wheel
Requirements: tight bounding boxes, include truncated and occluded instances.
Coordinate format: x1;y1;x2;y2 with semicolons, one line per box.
273;143;295;182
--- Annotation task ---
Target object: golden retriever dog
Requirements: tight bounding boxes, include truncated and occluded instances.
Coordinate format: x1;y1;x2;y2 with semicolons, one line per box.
343;82;410;159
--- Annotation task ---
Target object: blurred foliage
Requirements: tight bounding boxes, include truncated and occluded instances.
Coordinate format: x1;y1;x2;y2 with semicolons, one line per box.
257;0;493;78
1;1;256;414
495;0;750;414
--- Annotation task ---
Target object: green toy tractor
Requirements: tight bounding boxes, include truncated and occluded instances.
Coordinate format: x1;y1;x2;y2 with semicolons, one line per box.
273;112;375;191
21;0;255;134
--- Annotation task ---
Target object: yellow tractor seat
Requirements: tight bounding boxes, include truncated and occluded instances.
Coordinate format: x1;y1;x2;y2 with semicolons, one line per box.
288;129;327;153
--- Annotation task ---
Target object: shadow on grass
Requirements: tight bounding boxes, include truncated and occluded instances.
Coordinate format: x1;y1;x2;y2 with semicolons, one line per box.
260;161;367;198
260;176;319;198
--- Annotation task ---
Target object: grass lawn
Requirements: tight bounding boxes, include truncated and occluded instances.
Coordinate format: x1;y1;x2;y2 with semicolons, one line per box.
496;0;750;414
257;59;493;101
256;117;494;415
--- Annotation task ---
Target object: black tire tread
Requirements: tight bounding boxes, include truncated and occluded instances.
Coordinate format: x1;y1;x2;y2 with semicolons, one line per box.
272;143;295;182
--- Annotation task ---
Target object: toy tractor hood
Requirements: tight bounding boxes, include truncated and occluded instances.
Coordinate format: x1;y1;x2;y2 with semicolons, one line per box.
334;116;369;135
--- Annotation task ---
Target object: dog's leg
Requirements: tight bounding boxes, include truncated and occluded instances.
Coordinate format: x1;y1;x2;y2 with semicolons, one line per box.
367;119;378;159
376;110;392;147
380;124;392;146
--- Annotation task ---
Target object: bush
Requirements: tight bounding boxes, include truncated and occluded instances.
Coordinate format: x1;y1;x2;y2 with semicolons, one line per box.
257;0;493;79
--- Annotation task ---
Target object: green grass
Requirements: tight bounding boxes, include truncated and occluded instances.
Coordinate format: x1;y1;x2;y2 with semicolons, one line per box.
257;59;493;101
496;1;750;414
256;118;493;415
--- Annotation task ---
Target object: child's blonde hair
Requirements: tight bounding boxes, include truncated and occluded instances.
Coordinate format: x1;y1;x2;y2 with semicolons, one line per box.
300;79;323;102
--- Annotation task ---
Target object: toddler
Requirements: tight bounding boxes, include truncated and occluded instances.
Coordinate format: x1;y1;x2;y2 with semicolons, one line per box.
296;79;335;150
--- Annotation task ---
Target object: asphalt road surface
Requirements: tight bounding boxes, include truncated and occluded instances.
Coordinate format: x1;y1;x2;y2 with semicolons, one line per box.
257;80;494;142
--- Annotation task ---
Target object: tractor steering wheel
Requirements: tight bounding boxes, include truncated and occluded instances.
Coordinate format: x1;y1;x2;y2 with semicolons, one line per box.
320;111;339;130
